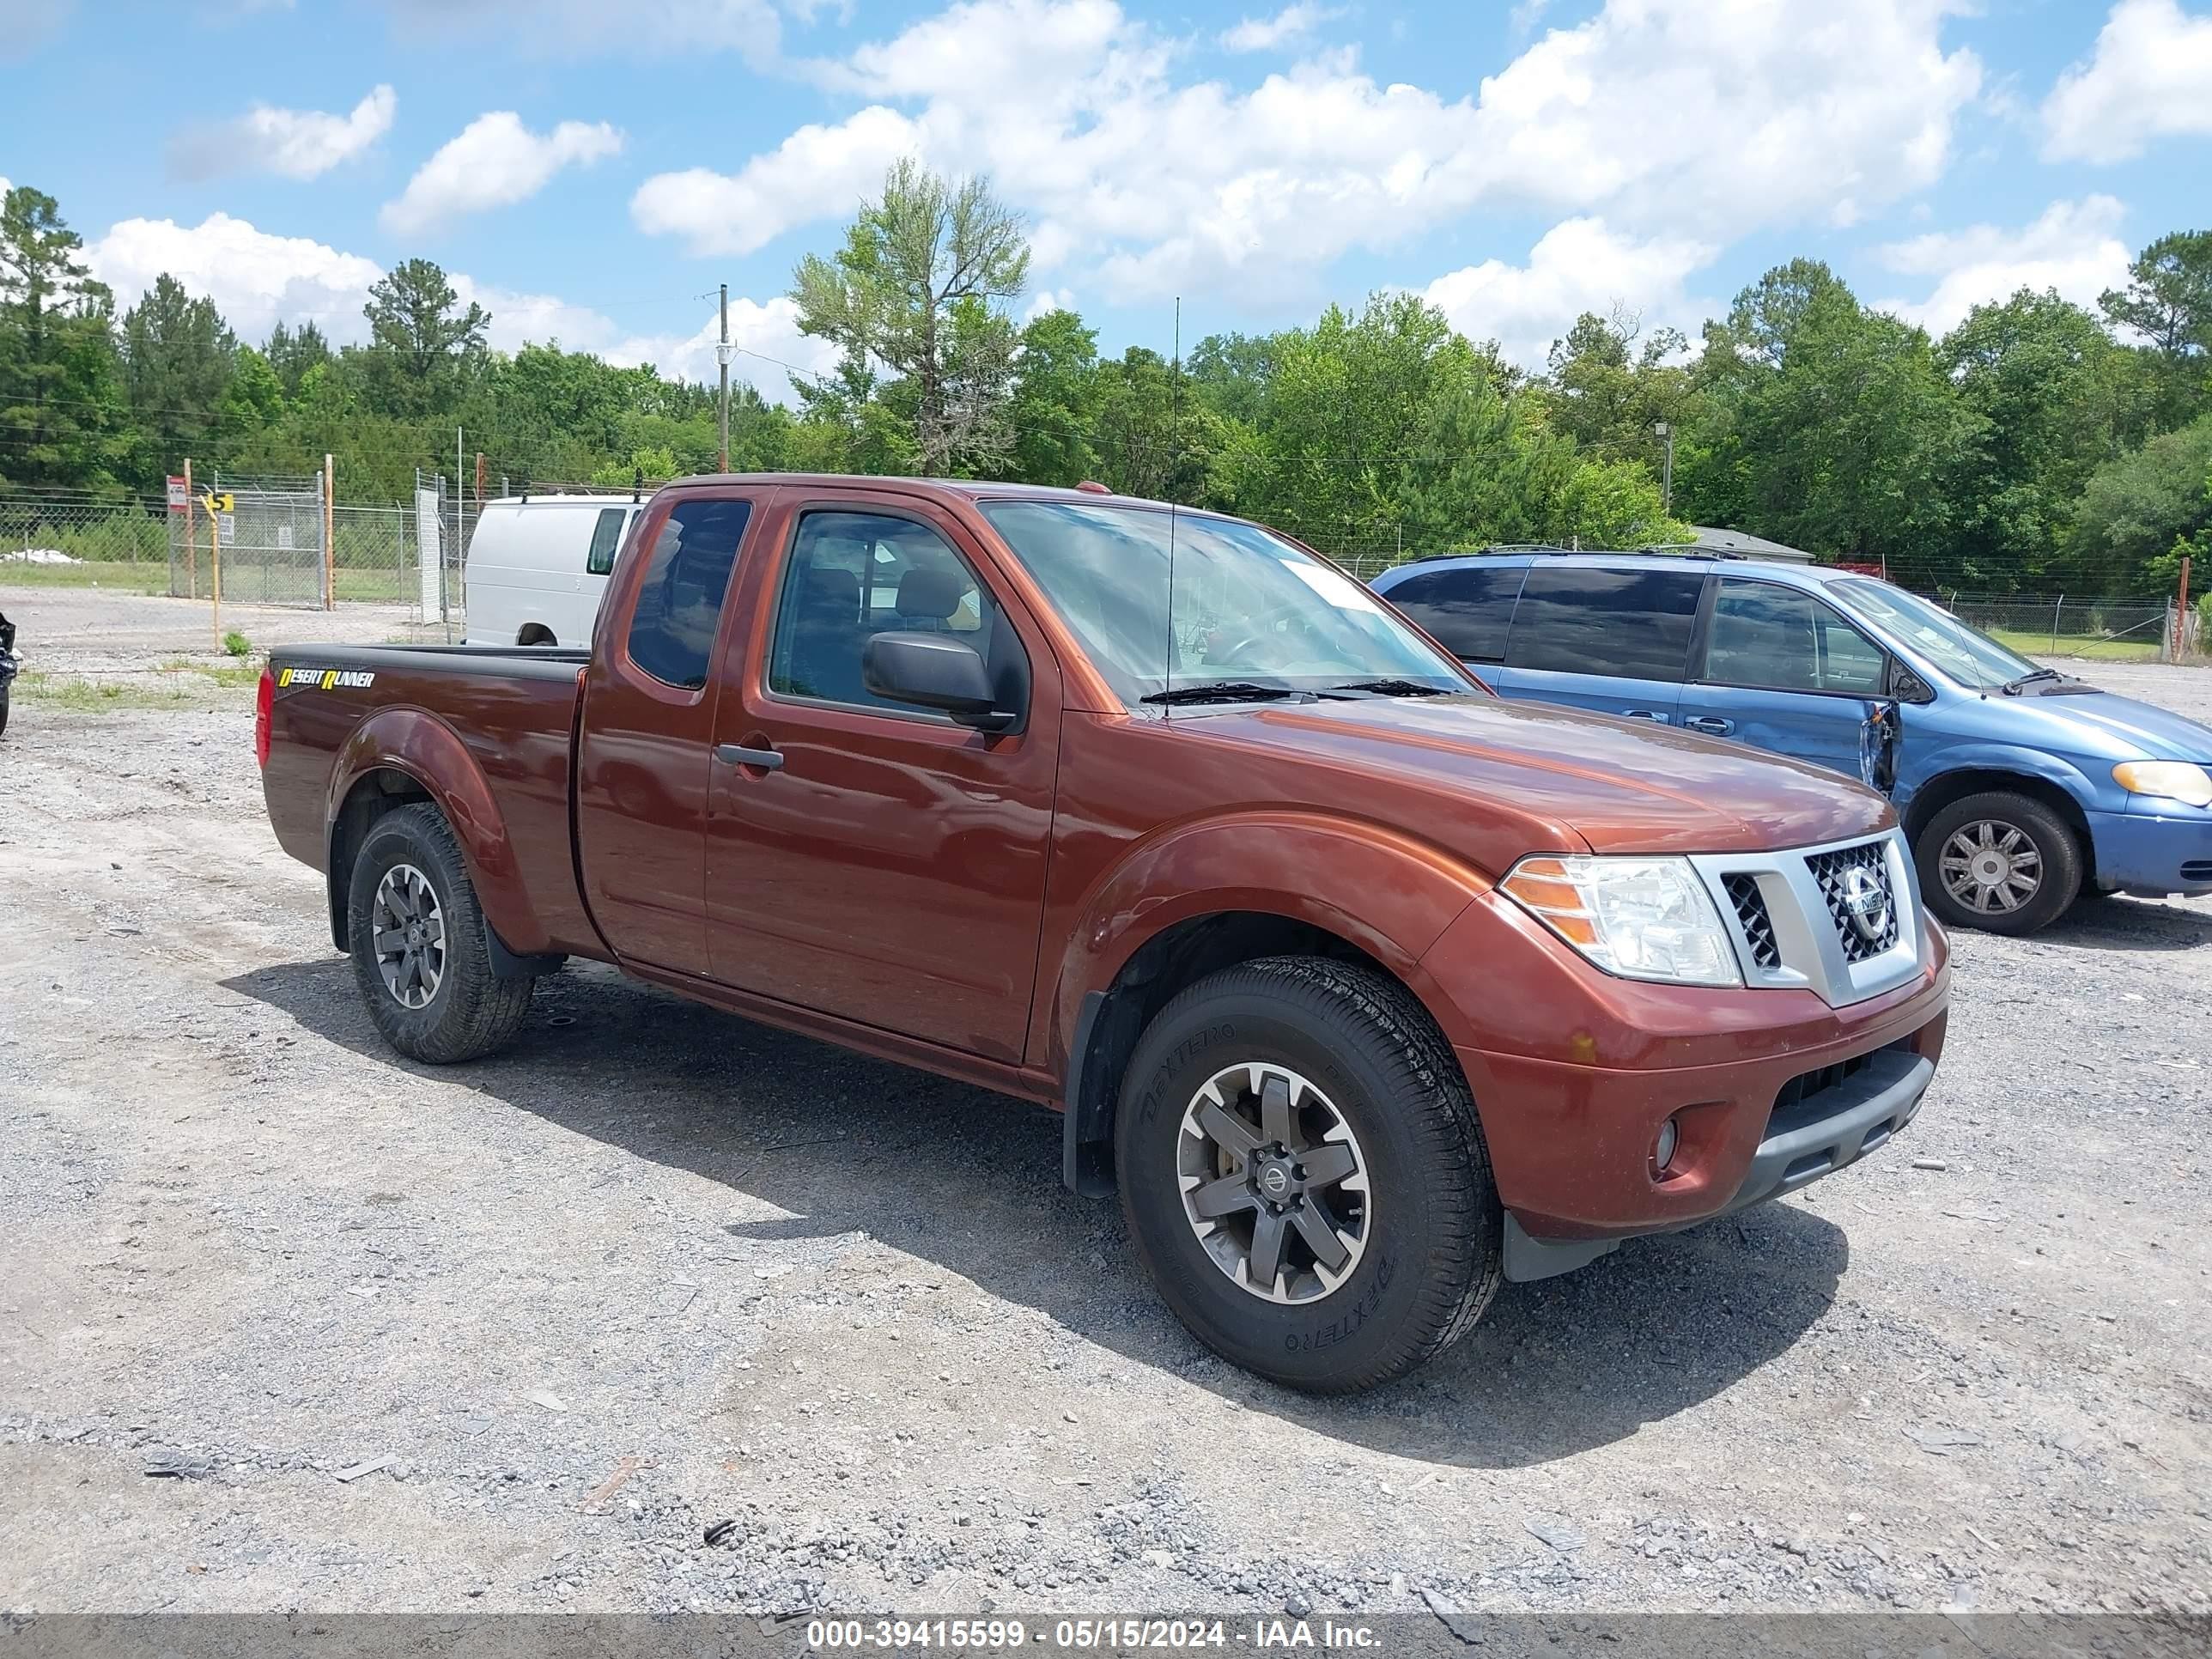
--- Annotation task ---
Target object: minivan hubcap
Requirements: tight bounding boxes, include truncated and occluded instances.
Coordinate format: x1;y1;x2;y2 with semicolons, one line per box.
1177;1063;1370;1304
1939;820;2043;915
373;863;446;1009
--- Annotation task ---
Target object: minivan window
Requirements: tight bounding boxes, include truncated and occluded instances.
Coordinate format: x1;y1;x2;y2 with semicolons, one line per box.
1382;565;1526;662
586;507;628;577
1830;579;2037;690
1505;567;1705;681
1706;578;1886;695
625;499;752;690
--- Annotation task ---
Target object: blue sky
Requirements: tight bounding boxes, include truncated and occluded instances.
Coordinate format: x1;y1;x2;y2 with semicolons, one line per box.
3;0;2208;399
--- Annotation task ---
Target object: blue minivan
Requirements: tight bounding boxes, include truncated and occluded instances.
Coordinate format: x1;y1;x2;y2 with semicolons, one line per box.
1370;550;2212;934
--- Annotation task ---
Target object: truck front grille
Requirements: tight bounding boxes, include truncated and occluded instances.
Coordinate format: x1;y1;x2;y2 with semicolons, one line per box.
1806;841;1899;963
1723;874;1782;969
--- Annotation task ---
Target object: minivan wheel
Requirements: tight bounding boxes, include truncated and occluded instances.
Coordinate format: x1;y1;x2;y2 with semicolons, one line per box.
1115;956;1502;1393
1915;790;2081;936
347;802;534;1062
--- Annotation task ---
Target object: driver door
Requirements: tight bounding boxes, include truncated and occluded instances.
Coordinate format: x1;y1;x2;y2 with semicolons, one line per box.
702;496;1060;1066
1680;576;1893;781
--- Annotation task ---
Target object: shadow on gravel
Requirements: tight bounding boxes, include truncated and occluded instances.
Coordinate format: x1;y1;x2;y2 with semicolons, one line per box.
2037;896;2212;952
227;956;1849;1470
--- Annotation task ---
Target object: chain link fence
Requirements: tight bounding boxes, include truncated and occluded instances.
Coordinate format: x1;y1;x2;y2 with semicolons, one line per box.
1935;593;2173;663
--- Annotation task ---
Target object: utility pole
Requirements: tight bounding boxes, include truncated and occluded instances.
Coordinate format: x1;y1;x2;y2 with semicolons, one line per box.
2181;555;2194;663
716;283;732;474
1654;421;1674;514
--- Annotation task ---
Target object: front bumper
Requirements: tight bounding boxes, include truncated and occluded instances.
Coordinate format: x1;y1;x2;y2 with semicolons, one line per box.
2088;802;2212;896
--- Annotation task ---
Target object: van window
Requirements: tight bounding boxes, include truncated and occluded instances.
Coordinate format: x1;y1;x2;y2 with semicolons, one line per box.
625;499;753;690
768;510;1003;714
1505;566;1705;681
1706;579;1886;695
1382;565;1526;662
586;507;628;577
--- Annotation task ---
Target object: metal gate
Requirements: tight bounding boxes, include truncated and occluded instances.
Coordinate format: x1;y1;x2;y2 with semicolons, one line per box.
167;476;328;607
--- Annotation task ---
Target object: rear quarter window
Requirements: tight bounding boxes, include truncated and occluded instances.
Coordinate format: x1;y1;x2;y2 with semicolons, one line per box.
1506;566;1705;681
1381;565;1526;662
586;508;629;577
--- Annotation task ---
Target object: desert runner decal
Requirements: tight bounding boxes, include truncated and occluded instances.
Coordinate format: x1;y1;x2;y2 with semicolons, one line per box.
277;665;377;690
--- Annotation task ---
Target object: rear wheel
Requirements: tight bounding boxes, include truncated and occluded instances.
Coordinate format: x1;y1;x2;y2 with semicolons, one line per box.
1115;956;1501;1393
1915;790;2081;936
347;802;533;1062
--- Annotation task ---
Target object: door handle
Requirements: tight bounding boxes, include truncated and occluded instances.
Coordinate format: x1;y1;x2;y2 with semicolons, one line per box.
1685;715;1735;736
1622;708;1670;722
714;743;784;771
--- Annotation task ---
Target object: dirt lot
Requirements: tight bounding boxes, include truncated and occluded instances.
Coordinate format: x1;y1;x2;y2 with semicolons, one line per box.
2;589;2209;1620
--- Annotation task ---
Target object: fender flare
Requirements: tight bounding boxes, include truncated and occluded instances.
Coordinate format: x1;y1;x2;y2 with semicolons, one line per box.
324;707;551;957
1900;744;2102;838
1045;811;1495;1170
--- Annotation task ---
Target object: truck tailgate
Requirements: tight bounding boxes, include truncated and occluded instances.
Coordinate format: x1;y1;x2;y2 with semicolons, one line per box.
263;643;596;956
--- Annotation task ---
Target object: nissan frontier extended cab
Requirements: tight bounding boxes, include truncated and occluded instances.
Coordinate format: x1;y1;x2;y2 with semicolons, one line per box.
258;475;1949;1392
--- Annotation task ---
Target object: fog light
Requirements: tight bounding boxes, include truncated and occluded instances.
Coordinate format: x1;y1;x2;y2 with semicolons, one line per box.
1653;1116;1680;1175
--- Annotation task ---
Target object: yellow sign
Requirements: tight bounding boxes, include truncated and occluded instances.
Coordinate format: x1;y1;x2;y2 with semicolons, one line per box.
200;491;234;514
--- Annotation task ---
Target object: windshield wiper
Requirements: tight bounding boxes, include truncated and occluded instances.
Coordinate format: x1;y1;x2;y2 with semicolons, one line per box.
1322;678;1455;698
1139;680;1303;706
1999;667;2065;696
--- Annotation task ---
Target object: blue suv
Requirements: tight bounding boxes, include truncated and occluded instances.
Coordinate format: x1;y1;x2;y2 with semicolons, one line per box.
1370;550;2212;935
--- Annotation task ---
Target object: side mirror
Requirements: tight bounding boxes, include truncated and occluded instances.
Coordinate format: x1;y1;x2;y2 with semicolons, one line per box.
863;631;1016;732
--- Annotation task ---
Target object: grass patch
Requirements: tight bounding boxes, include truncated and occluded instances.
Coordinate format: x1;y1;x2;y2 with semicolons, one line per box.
156;657;265;688
1988;627;2161;663
20;660;262;712
0;561;168;593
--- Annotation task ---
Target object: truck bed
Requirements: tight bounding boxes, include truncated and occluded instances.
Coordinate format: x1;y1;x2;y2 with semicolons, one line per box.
261;641;599;957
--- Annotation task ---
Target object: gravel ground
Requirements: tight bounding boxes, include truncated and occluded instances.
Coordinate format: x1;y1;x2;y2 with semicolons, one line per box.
2;589;2209;1620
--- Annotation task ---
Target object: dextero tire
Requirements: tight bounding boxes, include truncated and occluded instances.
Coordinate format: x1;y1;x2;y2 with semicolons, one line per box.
346;802;534;1063
1115;955;1502;1393
1916;790;2082;936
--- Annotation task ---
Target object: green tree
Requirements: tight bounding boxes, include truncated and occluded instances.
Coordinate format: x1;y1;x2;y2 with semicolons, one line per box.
1539;307;1698;488
2100;231;2212;434
118;273;237;480
1937;289;2129;588
2068;414;2212;592
362;258;490;416
0;184;125;489
264;319;331;399
1008;306;1100;485
790;158;1029;476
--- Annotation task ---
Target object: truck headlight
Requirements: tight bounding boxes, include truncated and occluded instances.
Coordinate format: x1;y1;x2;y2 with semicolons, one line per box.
2113;761;2212;809
1501;855;1743;987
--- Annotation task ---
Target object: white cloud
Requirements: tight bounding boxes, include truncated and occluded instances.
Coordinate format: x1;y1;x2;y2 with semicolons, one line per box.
86;213;386;344
641;0;1981;300
82;210;826;403
169;84;396;182
1220;4;1336;53
2042;0;2212;162
1874;196;2133;337
630;106;921;256
381;112;623;236
1421;219;1717;369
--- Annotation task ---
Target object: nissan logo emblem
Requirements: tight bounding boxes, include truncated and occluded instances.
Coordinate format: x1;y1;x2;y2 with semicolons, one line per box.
1839;866;1891;943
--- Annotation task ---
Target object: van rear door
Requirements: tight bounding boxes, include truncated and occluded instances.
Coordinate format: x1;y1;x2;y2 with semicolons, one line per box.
1490;564;1704;726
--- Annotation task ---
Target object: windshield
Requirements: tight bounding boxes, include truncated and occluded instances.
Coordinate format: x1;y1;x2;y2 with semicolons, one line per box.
978;501;1469;707
1830;578;2039;691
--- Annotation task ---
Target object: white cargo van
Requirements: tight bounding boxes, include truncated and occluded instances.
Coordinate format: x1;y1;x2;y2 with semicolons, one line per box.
463;495;640;647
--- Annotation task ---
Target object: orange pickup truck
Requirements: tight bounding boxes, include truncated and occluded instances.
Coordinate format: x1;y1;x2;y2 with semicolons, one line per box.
258;475;1948;1391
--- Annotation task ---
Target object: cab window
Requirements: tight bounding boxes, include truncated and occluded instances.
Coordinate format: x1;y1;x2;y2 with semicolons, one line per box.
1505;566;1705;681
625;499;752;690
585;507;628;577
768;510;1002;714
1382;564;1526;662
1705;578;1887;695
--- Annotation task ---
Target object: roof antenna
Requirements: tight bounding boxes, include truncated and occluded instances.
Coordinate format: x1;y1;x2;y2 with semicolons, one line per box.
1164;295;1181;720
632;466;644;504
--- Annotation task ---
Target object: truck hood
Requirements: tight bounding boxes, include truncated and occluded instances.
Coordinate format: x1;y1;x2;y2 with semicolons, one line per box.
1198;694;1893;855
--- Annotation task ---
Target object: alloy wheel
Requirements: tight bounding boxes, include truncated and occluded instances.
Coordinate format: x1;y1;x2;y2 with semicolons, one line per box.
1938;819;2044;915
1176;1062;1371;1304
372;862;447;1010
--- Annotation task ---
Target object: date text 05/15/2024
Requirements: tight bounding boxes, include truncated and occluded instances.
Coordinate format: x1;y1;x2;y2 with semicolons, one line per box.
803;1619;1382;1650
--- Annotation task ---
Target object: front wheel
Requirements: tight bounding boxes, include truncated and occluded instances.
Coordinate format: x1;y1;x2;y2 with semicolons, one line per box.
1915;790;2081;936
1115;956;1502;1393
347;802;533;1062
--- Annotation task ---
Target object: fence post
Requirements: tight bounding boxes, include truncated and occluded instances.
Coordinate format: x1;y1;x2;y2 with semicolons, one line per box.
322;455;337;611
2050;594;2063;657
182;459;197;599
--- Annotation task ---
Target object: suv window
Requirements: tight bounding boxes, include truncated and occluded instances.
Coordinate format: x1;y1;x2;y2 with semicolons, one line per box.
769;510;1002;715
586;507;628;577
625;499;752;690
1706;578;1887;695
1505;566;1705;681
1382;564;1526;662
